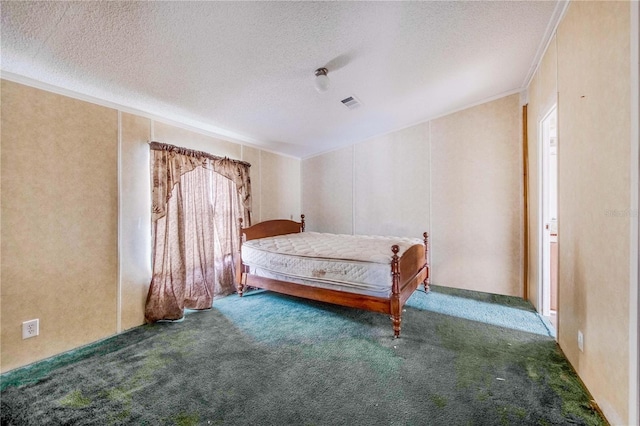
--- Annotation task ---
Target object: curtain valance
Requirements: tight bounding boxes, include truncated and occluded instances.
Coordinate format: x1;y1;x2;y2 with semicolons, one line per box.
150;141;252;223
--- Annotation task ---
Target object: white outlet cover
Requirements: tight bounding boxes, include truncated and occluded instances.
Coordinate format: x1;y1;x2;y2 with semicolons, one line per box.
22;319;39;339
577;330;584;352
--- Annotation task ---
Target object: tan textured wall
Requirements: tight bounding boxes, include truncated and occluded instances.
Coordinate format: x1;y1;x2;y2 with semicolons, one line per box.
303;96;520;296
431;94;523;296
354;124;430;239
153;121;242;159
0;80;301;372
302;122;430;240
260;151;301;221
555;2;630;423
302;147;354;234
1;80;118;372
241;146;262;223
119;113;152;331
526;35;558;310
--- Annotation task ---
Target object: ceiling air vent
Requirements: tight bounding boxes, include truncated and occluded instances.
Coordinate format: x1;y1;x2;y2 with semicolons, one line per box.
340;95;362;110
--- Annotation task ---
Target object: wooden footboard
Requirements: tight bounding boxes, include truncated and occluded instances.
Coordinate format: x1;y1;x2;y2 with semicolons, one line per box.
236;215;429;338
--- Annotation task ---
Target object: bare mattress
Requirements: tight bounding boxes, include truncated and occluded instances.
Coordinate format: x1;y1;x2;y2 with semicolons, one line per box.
241;232;423;297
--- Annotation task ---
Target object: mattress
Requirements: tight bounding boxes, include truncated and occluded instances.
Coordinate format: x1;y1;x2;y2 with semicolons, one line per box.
241;232;423;297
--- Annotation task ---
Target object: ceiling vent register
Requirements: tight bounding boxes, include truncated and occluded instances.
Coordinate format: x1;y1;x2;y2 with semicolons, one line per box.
341;96;362;110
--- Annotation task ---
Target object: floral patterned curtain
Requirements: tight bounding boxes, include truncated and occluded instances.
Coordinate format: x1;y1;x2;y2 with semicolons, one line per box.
145;142;251;322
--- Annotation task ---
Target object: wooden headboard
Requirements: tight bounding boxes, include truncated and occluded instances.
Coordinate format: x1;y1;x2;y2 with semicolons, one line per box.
239;214;305;242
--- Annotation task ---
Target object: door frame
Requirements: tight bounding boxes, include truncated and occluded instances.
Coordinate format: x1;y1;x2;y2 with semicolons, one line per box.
538;104;558;320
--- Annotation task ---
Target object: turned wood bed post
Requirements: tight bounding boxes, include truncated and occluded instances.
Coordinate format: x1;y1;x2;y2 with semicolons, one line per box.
390;245;401;338
237;217;246;297
423;232;430;292
300;214;305;232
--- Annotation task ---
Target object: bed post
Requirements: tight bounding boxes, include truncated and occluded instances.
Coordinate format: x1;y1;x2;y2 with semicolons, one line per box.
423;232;430;292
236;217;245;297
300;214;305;232
390;245;401;338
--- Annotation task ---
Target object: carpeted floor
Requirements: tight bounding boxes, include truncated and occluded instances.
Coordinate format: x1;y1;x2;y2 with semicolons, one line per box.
1;286;605;425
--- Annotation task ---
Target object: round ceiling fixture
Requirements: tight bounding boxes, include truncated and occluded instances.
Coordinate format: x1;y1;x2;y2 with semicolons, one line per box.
314;67;330;93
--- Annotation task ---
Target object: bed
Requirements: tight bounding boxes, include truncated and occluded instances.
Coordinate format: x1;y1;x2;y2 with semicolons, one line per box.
235;215;429;338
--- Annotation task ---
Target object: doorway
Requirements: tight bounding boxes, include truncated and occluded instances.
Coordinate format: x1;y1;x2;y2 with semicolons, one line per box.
540;105;558;334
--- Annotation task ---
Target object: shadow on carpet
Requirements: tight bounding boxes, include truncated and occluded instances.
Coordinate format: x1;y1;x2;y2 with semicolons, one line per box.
1;288;605;425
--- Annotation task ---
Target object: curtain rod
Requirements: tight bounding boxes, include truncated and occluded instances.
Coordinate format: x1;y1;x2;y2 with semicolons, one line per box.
148;141;251;167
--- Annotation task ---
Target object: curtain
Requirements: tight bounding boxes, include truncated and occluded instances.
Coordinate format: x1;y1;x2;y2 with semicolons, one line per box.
144;142;251;322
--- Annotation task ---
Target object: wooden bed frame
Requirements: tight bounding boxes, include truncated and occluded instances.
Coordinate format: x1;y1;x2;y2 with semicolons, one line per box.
236;215;429;338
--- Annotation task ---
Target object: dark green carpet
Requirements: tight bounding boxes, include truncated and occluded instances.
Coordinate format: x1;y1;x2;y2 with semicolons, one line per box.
1;288;605;425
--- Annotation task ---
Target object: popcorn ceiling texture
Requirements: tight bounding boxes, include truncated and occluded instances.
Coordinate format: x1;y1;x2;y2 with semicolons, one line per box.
1;1;561;158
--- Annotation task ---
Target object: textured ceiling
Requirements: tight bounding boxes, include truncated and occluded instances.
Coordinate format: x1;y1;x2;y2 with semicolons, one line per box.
1;1;562;158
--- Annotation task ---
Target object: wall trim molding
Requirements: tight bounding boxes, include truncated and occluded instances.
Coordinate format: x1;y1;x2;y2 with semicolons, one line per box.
117;110;123;334
629;1;639;423
522;0;570;90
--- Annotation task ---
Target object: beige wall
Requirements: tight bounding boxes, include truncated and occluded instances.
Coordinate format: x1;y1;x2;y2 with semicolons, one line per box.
241;145;262;223
302;123;431;240
303;94;522;296
527;2;633;423
354;125;430;239
1;80;118;371
259;151;301;222
557;2;630;423
302;147;354;234
1;80;301;372
303;124;430;238
431;94;523;296
153;121;242;159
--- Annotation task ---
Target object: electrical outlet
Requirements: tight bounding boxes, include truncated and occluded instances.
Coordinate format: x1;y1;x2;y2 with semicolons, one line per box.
577;330;584;352
22;319;39;339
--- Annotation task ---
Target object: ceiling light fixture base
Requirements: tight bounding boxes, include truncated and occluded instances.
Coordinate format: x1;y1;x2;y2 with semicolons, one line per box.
314;67;330;93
